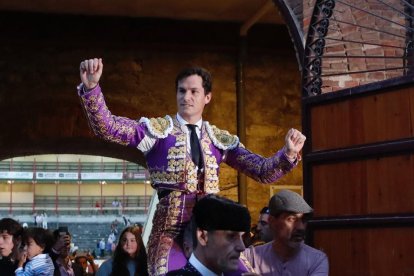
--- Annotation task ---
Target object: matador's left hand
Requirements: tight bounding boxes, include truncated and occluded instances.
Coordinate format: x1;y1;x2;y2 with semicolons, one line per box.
284;128;306;160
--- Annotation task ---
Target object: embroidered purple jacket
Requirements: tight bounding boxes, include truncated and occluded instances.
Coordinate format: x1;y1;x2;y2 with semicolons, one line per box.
78;84;297;275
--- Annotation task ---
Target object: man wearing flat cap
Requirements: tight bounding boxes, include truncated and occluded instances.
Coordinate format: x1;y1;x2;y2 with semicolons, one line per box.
243;189;329;276
167;194;253;276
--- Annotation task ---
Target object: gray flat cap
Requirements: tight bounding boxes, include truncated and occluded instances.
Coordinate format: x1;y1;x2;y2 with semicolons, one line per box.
269;189;313;215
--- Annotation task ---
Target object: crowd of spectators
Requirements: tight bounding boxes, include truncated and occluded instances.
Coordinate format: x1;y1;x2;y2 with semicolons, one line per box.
0;190;328;275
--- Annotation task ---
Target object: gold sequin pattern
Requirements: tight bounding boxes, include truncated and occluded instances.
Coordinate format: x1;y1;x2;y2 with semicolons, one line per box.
149;117;172;137
83;92;137;146
150;131;190;189
200;134;220;193
148;192;184;275
150;171;186;185
185;161;198;192
235;150;292;182
210;124;239;147
166;146;186;159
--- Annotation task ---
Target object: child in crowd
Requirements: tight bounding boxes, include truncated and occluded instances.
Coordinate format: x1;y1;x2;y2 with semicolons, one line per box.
16;227;55;276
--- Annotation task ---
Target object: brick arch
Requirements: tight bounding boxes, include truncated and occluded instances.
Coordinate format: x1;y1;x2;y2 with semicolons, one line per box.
302;0;411;95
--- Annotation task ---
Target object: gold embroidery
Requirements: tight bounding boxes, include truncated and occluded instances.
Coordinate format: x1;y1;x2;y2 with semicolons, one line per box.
150;171;186;184
148;117;172;136
175;133;186;145
237;153;262;170
167;146;186;160
236;152;292;182
84;93;138;146
209;124;239;149
150;191;185;275
186;161;198;192
200;133;220;193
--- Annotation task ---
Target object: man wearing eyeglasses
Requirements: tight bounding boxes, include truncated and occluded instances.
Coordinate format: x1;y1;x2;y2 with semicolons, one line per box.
243;189;329;276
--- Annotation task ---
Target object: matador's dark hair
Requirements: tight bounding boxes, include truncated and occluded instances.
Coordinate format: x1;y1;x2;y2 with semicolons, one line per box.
175;67;212;94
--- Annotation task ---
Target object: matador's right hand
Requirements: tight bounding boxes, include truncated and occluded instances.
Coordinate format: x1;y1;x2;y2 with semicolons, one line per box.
80;58;103;90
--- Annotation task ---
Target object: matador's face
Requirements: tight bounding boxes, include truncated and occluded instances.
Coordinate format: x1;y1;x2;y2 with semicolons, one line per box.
177;74;211;124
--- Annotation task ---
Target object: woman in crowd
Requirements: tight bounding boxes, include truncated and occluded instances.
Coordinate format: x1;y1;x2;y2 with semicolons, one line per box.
96;226;148;276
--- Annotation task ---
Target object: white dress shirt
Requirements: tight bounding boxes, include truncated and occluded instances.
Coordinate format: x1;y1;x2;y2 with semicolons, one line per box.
137;113;202;156
189;253;221;276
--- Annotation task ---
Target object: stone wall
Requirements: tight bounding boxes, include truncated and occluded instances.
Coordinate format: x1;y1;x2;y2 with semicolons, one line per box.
0;11;301;222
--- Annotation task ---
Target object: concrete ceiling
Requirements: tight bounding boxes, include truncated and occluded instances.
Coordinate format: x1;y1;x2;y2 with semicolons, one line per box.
0;0;283;24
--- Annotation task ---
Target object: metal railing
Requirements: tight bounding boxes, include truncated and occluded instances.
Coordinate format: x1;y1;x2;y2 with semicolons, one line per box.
0;195;153;216
303;0;414;96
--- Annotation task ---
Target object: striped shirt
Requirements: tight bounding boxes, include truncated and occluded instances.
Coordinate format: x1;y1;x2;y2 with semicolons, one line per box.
15;253;55;276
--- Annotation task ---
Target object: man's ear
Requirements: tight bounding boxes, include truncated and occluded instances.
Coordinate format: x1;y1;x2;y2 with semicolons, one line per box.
204;92;212;105
196;228;209;247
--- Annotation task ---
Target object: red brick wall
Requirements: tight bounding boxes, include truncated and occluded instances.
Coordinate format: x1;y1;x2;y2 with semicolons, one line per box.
302;0;407;93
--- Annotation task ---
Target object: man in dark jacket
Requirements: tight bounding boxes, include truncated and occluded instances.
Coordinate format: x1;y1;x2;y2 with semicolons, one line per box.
167;195;251;276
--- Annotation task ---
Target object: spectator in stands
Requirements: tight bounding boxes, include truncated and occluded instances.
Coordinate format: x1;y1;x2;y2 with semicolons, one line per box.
118;200;123;215
99;239;105;258
42;211;48;230
110;221;119;236
111;199;119;215
122;216;128;226
167;195;252;276
243;189;329;275
97;226;148;276
33;212;37;226
16;227;55;276
35;213;43;227
94;201;100;215
106;232;116;255
0;218;23;276
75;253;98;276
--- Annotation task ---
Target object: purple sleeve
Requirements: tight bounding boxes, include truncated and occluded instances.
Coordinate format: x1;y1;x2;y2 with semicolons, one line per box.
78;84;147;148
224;146;297;183
309;252;329;276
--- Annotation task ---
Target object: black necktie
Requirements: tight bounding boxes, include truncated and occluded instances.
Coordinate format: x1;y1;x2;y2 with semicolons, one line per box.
187;124;203;170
